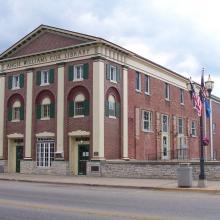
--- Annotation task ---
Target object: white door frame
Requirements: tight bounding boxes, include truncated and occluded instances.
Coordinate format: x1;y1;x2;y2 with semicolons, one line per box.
161;114;170;160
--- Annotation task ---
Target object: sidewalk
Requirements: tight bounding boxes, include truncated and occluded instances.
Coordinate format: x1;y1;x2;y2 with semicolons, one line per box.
0;173;219;193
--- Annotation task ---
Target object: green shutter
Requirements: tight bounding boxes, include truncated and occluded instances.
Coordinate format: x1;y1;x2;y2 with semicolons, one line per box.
8;76;12;89
49;69;54;84
116;67;121;82
84;100;89;116
36;71;41;85
116;102;120;118
105;101;109;117
83;63;89;79
20;74;24;88
106;64;110;80
68;101;75;117
8;106;12;121
68;65;74;81
20;106;24;120
49;103;55;118
36;105;41;119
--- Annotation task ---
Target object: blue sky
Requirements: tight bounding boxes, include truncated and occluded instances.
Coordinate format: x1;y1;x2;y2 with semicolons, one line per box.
0;0;219;96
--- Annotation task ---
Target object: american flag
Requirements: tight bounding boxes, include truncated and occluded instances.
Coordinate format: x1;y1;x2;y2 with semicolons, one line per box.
190;79;202;117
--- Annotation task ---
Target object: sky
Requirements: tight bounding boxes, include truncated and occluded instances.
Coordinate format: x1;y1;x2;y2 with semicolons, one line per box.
0;0;219;96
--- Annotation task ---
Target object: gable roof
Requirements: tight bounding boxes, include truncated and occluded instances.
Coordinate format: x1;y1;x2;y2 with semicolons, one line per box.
0;24;101;59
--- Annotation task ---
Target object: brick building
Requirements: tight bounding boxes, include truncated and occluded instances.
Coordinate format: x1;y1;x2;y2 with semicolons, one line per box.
0;25;219;176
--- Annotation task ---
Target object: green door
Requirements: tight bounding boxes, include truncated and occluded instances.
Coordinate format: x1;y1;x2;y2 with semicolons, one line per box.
78;145;89;175
16;146;23;173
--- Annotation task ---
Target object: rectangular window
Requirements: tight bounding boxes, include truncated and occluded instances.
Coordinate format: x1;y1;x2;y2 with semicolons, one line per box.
74;65;83;80
165;83;170;100
213;123;216;134
36;139;55;167
41;104;50;119
12;107;20;121
41;70;49;85
180;89;184;104
109;101;116;117
74;101;84;116
142;110;152;132
178;118;184;134
162;115;169;133
145;75;150;94
12;75;20;89
110;65;117;82
136;72;141;91
191;121;196;136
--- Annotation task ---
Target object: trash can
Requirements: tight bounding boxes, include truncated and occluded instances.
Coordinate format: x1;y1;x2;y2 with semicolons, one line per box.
177;163;192;187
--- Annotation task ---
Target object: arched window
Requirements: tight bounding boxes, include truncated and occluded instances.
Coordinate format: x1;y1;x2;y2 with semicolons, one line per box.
108;95;116;117
36;96;55;120
69;93;89;117
41;97;51;119
105;94;120;118
8;100;24;122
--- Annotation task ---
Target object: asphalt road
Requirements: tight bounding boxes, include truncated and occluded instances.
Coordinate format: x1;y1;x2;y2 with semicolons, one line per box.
0;180;219;220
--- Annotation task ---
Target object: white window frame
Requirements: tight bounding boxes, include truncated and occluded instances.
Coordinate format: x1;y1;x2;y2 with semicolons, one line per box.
74;64;83;81
145;75;150;95
178;118;184;134
36;138;55;167
191;121;197;137
110;65;117;83
108;95;116;118
136;72;141;92
142;110;152;132
180;89;184;105
12;75;20;90
74;93;85;118
12;107;20;121
165;83;170;101
41;70;49;86
41;104;50;119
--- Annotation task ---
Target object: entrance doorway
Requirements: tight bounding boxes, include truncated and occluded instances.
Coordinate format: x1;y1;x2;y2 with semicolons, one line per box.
78;144;89;175
16;146;23;173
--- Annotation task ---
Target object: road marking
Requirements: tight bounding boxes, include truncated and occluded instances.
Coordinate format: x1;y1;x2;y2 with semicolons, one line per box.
0;198;185;220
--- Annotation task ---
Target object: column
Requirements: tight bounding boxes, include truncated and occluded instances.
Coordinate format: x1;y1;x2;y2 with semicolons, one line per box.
25;71;33;159
56;64;65;158
122;67;129;159
0;75;5;159
92;59;105;159
210;99;214;159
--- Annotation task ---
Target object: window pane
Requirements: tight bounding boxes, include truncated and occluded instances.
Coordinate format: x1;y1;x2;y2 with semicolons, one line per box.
136;72;141;90
75;101;84;116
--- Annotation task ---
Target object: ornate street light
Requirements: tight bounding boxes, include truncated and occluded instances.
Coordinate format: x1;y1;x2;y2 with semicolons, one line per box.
187;70;214;188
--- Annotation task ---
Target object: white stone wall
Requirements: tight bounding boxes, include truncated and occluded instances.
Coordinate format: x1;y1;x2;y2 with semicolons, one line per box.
20;160;70;175
87;160;220;180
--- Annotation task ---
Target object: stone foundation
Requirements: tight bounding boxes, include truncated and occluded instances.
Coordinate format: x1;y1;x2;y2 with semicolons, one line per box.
87;160;220;181
0;160;7;173
20;160;70;175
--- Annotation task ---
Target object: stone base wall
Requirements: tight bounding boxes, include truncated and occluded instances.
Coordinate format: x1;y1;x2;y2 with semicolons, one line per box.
87;160;220;180
20;160;70;175
0;160;7;173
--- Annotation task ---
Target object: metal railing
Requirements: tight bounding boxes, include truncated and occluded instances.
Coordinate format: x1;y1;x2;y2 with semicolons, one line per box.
146;148;190;161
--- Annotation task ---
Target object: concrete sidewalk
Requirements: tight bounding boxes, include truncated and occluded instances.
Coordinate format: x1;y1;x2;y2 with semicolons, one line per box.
0;173;219;193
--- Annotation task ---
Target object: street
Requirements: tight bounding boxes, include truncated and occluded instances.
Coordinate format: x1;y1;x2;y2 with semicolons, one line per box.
0;180;219;220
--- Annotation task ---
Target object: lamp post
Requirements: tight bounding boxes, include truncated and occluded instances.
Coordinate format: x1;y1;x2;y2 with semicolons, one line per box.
187;71;214;188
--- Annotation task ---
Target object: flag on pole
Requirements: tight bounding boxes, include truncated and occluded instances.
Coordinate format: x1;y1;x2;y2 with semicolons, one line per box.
189;79;202;117
205;99;211;118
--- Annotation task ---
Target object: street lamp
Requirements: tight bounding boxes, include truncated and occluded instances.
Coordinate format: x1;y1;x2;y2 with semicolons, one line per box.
187;71;214;188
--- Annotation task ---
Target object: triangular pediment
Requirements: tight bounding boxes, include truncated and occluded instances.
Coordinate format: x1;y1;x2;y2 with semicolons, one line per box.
0;25;99;59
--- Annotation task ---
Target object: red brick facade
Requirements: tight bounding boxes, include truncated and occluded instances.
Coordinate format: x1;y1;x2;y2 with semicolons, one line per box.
1;25;219;175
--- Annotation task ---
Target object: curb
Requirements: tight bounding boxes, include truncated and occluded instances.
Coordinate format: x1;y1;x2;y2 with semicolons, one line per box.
0;177;219;194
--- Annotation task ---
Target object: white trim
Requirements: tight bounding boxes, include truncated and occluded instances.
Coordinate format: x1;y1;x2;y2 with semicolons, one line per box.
35;132;55;137
0;76;5;157
68;130;90;137
7;133;24;138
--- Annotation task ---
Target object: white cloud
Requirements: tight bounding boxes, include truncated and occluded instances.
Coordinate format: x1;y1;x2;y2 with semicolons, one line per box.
0;0;220;97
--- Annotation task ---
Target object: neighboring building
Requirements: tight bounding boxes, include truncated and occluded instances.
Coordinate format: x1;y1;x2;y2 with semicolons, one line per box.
0;25;219;175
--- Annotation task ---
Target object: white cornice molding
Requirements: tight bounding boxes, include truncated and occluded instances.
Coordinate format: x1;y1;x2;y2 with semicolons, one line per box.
7;133;24;139
35;132;55;137
68;130;90;137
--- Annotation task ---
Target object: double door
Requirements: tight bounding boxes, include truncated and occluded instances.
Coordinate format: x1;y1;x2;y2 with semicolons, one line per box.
78;144;89;175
